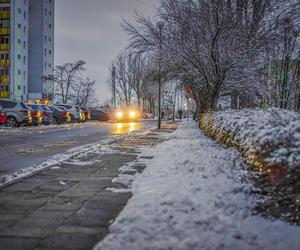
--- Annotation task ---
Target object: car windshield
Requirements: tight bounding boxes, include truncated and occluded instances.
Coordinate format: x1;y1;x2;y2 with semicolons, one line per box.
42;105;51;111
55;107;65;112
20;102;30;109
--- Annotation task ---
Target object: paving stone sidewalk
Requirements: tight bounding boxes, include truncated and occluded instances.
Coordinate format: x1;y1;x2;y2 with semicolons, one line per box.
0;125;176;250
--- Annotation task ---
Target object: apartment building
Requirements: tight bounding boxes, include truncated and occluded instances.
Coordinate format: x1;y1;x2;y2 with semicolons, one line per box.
28;0;54;102
0;0;54;102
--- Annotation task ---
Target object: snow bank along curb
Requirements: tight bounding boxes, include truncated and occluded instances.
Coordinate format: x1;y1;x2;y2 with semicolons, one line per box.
199;108;300;174
95;122;300;250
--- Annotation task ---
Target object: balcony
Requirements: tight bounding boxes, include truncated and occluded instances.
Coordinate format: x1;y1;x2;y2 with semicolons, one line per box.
0;27;10;36
0;59;9;67
0;11;9;19
0;43;9;51
0;90;9;99
0;75;9;84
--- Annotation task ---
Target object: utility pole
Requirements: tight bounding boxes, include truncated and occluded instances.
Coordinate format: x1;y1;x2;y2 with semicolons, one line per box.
111;64;116;109
157;22;164;129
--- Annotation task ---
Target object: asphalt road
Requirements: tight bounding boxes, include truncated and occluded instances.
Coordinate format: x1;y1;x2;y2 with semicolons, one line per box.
0;120;156;177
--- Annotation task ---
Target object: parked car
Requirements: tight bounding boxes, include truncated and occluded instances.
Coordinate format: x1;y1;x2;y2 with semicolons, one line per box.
54;104;82;123
0;99;32;127
28;107;42;126
49;106;71;124
91;109;110;122
0;105;7;125
28;104;54;125
80;107;91;121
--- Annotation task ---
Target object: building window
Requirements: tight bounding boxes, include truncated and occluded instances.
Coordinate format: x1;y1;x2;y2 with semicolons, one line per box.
44;49;47;56
44;62;47;69
45;8;47;16
48;63;51;68
24;11;26;19
49;50;51;55
18;69;21;75
18;8;21;14
23;56;26;65
23;41;26;49
44;35;47;43
17;54;21;60
23;26;26;34
18;23;21;29
48;37;52;42
49;11;52;16
23;71;26;80
49;24;52;29
17;39;21;44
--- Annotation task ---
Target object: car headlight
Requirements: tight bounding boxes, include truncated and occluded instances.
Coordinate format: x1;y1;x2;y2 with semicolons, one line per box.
129;111;136;118
116;112;123;118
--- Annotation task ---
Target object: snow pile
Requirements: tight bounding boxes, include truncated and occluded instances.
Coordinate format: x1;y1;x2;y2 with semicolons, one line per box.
95;122;300;250
200;108;300;171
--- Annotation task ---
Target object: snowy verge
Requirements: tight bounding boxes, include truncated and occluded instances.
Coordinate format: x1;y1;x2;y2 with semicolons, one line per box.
95;122;300;250
200;108;300;172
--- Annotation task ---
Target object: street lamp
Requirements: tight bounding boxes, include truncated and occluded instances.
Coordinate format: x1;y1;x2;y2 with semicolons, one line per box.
157;21;164;129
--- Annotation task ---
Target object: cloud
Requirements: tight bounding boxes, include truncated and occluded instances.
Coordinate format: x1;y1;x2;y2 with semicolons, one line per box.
54;0;158;102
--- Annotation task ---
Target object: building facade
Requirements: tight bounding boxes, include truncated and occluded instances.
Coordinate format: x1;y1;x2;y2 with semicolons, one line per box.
28;0;54;102
0;0;54;102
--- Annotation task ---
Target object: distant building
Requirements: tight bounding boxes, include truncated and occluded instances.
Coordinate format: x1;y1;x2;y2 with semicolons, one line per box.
0;0;54;103
28;0;54;103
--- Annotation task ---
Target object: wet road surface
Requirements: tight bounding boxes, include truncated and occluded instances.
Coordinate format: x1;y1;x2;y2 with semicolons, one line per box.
0;120;156;177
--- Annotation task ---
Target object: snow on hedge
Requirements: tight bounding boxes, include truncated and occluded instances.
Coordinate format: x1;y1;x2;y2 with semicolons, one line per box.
200;108;300;171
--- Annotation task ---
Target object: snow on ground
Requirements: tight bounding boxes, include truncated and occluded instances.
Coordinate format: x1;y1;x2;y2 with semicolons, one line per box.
95;121;300;250
0;134;132;187
0;121;105;135
202;108;300;170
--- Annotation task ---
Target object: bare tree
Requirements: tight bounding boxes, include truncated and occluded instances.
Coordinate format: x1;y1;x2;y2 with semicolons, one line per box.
73;78;96;107
122;0;299;113
44;60;86;104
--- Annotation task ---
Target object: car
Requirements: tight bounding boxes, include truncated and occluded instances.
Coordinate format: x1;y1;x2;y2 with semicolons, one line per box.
114;108;139;122
54;104;82;123
90;109;110;122
80;107;91;121
0;99;32;127
0;105;7;125
49;106;71;124
28;104;54;125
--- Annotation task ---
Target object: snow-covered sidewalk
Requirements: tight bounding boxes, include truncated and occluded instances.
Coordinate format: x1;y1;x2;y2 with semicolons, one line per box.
95;121;300;250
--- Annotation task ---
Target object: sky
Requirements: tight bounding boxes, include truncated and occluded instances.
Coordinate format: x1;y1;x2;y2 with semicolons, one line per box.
54;0;158;104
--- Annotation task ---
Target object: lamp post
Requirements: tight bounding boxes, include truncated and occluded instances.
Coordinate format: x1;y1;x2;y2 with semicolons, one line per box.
157;21;164;129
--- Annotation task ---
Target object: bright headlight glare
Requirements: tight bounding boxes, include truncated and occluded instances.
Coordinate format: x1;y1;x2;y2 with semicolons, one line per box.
117;112;123;118
129;111;136;118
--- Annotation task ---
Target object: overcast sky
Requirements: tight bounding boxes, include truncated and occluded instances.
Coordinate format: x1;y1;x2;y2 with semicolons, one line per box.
54;0;158;103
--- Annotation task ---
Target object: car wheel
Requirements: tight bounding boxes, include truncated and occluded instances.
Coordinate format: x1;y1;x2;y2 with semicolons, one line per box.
53;117;59;125
70;115;75;123
6;117;18;127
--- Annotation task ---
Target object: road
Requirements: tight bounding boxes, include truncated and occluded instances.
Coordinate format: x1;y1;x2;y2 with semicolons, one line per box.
0;120;156;178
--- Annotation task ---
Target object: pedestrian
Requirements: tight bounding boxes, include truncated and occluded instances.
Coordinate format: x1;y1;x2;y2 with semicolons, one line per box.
161;111;165;120
178;109;183;120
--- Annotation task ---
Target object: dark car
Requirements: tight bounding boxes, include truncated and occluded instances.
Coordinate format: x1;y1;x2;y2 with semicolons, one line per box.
49;106;71;124
91;109;110;122
0;99;32;127
0;105;7;125
28;104;54;125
